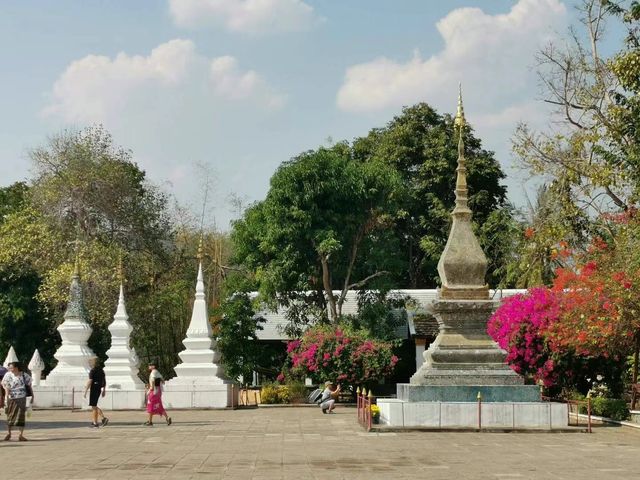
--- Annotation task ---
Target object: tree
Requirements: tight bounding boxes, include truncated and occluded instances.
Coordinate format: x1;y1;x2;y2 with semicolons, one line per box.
215;273;270;386
29;126;171;252
0;127;194;373
352;103;511;287
513;0;640;227
232;143;403;327
0;182;57;368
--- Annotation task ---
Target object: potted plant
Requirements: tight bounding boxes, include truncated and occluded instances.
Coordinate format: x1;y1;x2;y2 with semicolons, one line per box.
370;404;381;424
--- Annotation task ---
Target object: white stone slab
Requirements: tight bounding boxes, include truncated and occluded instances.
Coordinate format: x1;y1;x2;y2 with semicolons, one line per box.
440;402;477;428
376;399;569;429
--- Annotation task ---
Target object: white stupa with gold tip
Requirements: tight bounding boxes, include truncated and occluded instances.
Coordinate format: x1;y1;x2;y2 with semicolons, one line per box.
104;260;145;391
45;258;96;387
164;239;235;408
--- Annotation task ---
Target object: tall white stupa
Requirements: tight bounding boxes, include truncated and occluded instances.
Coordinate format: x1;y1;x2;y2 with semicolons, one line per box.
164;238;235;408
104;260;144;391
45;257;96;387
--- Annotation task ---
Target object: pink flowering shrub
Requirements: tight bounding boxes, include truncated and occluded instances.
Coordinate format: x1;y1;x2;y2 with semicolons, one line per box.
487;287;561;386
285;325;398;385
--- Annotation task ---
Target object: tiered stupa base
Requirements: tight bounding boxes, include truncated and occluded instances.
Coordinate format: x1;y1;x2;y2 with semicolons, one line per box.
378;299;568;429
163;377;235;408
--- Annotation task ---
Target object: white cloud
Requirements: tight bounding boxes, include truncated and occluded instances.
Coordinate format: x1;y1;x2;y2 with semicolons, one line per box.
42;39;197;124
210;56;286;108
168;0;319;34
336;0;567;116
42;39;285;124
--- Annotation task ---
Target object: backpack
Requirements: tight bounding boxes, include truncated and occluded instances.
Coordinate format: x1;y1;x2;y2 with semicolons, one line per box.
307;388;323;404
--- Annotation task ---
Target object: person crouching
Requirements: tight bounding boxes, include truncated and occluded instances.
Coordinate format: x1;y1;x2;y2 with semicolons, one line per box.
319;381;341;414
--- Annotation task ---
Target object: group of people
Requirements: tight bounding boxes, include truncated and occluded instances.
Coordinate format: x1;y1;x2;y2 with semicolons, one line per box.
84;358;172;428
1;358;343;440
0;358;172;441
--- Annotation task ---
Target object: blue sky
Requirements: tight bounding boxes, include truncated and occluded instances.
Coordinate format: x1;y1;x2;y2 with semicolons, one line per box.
0;0;620;229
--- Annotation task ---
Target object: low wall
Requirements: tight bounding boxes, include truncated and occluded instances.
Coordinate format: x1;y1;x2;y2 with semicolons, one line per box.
32;386;145;410
378;399;568;429
32;385;239;410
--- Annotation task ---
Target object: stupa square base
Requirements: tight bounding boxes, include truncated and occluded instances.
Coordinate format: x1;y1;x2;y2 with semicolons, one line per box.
377;398;569;429
162;382;237;408
33;386;145;410
398;383;541;402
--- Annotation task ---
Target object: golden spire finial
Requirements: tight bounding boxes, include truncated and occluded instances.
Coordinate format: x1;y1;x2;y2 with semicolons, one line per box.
197;234;204;262
72;236;81;276
455;83;466;130
73;249;80;276
117;253;125;284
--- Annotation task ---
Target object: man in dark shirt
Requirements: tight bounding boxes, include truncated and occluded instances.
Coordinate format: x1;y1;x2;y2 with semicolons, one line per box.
84;357;108;427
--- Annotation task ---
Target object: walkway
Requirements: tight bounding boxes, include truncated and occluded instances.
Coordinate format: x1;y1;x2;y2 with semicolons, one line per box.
1;406;639;479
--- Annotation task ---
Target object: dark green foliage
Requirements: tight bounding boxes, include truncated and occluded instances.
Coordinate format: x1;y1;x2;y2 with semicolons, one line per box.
590;397;629;421
232;143;403;325
353;103;510;288
0;182;29;223
0;267;57;372
216;273;269;385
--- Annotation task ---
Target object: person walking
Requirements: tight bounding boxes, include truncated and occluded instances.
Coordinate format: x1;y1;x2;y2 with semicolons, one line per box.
84;357;108;428
144;360;171;426
1;361;33;441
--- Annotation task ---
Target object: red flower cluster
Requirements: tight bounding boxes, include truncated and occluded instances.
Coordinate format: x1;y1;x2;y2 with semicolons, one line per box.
284;325;398;385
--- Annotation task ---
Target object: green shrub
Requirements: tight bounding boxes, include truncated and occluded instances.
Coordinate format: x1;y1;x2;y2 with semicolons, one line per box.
590;397;629;421
277;385;290;403
260;383;291;404
286;381;308;404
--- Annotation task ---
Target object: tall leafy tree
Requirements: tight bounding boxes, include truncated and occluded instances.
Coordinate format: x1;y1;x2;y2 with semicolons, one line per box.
232;143;403;329
353;103;510;287
0;182;57;368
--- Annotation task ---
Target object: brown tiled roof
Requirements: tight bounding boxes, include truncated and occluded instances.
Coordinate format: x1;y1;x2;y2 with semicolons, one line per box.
411;313;439;338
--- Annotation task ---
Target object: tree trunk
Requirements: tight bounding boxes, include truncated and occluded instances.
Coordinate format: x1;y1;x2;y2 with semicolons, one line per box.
632;333;640;410
320;255;338;322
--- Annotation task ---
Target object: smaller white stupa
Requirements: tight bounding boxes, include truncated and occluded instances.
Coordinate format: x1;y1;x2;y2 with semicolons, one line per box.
28;349;45;386
3;345;18;367
45;255;96;387
164;239;234;408
104;261;144;391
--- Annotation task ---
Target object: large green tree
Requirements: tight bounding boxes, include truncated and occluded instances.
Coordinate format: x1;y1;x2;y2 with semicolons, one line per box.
0;127;203;374
232;143;403;329
0;182;57;368
353;103;511;287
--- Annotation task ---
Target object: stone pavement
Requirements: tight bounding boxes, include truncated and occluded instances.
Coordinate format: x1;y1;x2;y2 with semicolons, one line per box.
1;406;639;479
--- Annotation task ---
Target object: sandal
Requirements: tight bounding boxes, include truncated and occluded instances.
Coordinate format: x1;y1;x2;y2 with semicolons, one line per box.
18;436;27;442
166;417;172;426
3;434;10;441
101;417;109;426
143;421;153;426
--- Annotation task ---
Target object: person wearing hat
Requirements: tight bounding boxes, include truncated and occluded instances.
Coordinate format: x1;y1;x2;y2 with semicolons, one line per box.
319;380;341;414
144;360;171;426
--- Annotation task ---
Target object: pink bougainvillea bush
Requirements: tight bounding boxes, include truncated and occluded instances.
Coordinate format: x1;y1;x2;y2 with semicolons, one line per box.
282;325;398;386
487;287;562;386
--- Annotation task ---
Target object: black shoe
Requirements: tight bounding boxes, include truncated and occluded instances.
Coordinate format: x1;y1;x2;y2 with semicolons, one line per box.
101;417;109;426
166;417;172;426
322;408;327;414
90;423;100;428
143;421;153;426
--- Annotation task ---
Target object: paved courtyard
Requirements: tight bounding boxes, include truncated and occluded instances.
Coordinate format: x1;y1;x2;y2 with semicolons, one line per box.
1;406;639;479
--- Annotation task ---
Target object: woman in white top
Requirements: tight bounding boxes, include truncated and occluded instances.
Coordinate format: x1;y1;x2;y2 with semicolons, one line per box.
144;360;171;426
1;361;33;441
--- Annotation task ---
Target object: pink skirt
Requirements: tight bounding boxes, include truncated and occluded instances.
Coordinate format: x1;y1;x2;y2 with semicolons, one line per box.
146;388;166;415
